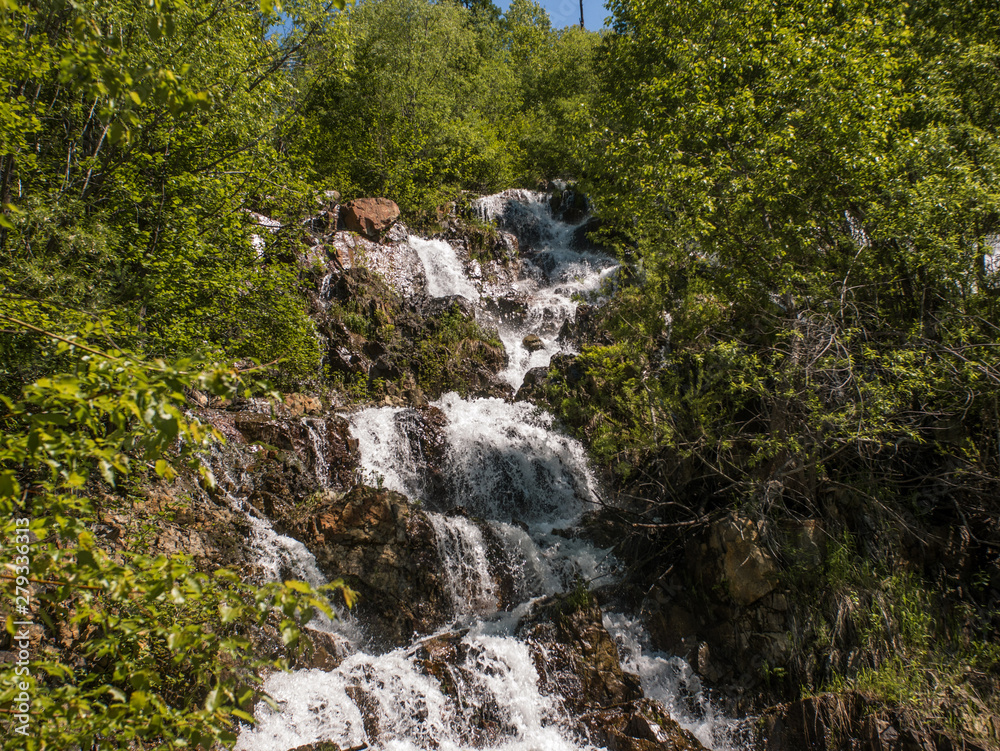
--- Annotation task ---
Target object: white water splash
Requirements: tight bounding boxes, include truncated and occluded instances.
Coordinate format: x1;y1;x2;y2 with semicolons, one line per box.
428;512;498;617
603;613;744;751
347;405;428;499
237;633;596;751
304;419;330;488
472;190;619;389
435;393;599;523
409;235;480;300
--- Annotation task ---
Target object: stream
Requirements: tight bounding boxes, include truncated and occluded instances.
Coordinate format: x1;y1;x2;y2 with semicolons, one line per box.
235;191;745;751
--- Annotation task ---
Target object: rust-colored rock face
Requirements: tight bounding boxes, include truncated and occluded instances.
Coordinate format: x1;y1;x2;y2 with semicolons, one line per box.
341;197;400;240
516;593;709;751
278;485;450;648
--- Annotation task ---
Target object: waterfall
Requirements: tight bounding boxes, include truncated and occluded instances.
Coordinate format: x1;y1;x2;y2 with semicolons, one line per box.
237;634;589;751
347;404;430;499
435;392;599;522
409;235;481;300
305;418;331;488
476;190;618;389
603;613;747;751
236;190;743;751
428;512;498;616
207;451;360;641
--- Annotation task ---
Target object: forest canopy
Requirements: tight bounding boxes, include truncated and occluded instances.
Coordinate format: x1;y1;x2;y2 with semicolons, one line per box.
2;0;1000;747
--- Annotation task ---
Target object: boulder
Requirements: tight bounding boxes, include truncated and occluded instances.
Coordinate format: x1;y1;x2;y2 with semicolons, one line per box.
283;393;323;416
709;514;780;607
515;592;707;750
516;591;643;714
522;334;545;352
342;197;400;240
234;413;359;493
277;485;449;647
392;406;450;506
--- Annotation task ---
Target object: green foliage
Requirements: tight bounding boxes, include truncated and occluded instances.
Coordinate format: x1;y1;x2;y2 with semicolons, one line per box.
819;570;1000;746
293;0;600;211
0;320;351;749
0;0;336;379
416;305;503;396
555;0;1000;517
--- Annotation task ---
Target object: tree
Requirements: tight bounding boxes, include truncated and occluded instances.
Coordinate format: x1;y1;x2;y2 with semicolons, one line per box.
0;316;352;749
0;0;347;383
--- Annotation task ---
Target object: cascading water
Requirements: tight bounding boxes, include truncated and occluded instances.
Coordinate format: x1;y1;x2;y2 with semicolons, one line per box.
427;513;498;616
473;191;618;390
207;446;359;642
603;614;747;751
237;191;742;751
409;235;481;300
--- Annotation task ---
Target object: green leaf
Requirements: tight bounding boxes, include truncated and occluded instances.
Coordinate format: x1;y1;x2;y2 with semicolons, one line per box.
0;471;19;499
281;625;299;646
231;708;255;723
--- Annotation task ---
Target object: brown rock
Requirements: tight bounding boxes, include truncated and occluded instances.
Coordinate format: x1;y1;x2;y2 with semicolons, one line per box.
279;485;449;648
522;334;545;352
516;592;642;714
585;699;708;751
298;626;350;671
709;514;779;607
342;197;400;240
283;393;323;416
234;413;359;493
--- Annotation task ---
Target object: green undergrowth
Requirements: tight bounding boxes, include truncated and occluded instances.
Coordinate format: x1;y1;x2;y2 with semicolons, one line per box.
416;306;504;397
817;566;1000;746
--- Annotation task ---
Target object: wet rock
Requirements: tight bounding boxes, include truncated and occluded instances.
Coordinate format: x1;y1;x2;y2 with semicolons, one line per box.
342;197;400;240
480;295;529;326
233;413;359;492
516;591;643;714
423;294;477;320
345;685;380;743
584;698;708;751
412;630;518;745
393;406;449;505
514;592;706;750
297;626;351;671
278;485;449;647
522;333;544;352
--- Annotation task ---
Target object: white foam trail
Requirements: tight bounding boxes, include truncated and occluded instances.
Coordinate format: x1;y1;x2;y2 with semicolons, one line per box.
347;405;426;498
603;613;744;751
435;393;599;523
409;235;480;300
304;419;330;487
237;634;597;751
428;512;498;617
472;189;618;389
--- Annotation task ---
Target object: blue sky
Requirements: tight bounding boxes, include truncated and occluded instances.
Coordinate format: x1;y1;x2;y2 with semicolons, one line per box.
494;0;612;30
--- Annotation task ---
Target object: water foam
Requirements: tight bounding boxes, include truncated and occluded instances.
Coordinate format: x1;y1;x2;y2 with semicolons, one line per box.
409;235;481;300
